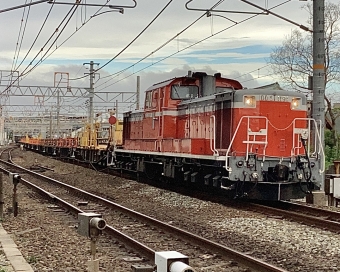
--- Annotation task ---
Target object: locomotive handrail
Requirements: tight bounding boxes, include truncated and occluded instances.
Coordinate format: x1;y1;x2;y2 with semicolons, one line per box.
209;115;219;156
317;119;323;157
292;118;325;174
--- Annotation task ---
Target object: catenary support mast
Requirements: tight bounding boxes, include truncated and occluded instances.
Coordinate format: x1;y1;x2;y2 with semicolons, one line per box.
313;0;325;189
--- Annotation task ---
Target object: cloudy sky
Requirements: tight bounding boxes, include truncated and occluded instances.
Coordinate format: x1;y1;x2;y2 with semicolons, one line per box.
0;0;333;116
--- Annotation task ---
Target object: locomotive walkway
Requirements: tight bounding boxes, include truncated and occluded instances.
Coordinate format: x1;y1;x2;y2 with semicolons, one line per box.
0;223;34;272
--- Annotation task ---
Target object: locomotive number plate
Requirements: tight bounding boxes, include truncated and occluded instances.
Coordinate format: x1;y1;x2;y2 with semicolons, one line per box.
260;95;289;102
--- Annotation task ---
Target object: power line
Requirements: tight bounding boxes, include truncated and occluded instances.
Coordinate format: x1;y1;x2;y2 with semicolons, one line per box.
70;0;175;81
239;69;284;84
13;1;56;73
11;0;31;73
95;0;291;91
2;2;79;95
96;11;207;88
9;0;128;87
95;0;226;88
0;0;51;14
5;0;294;97
97;1;292;91
234;64;271;80
19;4;79;77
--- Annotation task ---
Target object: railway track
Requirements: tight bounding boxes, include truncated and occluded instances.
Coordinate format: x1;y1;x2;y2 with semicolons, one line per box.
248;200;340;233
0;147;288;272
51;147;340;235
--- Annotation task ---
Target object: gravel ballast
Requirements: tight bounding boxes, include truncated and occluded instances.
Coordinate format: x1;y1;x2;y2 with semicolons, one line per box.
0;148;340;271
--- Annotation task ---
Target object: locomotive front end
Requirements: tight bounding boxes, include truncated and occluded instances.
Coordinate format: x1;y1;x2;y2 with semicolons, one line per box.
223;88;324;200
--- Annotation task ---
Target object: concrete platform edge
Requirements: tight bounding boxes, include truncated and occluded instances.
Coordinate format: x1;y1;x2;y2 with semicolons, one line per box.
0;223;34;272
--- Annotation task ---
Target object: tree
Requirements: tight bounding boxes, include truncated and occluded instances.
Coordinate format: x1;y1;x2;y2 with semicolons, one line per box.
269;2;340;131
324;129;340;169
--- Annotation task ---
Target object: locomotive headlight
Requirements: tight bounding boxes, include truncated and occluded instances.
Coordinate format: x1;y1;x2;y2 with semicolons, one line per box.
244;95;256;107
291;97;301;109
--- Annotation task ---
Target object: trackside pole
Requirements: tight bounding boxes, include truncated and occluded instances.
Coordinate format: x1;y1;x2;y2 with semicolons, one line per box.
77;213;106;272
0;173;3;219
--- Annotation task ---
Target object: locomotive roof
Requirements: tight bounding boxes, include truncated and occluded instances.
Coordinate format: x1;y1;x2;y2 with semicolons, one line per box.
145;72;242;92
144;75;306;103
176;87;307;105
146;78;176;92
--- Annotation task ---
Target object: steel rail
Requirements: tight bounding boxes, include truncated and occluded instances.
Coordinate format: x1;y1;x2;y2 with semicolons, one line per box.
250;202;340;233
0;149;287;272
279;200;340;221
0;147;155;260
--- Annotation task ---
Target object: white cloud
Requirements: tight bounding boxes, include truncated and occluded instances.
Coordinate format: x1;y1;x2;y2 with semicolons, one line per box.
0;0;337;115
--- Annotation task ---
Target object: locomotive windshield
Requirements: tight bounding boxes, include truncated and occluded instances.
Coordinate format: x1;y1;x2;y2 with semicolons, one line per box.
171;85;199;100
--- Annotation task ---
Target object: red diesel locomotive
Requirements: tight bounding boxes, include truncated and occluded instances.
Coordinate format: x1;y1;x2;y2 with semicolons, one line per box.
115;71;324;200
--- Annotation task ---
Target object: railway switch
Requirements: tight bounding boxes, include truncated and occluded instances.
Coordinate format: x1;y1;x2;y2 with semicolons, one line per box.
155;251;196;272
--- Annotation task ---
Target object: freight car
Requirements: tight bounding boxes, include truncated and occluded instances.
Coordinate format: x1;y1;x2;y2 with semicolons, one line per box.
21;71;324;201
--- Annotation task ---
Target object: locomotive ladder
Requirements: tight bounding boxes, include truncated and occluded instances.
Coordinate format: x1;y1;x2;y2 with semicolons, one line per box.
243;116;268;162
225;116;268;171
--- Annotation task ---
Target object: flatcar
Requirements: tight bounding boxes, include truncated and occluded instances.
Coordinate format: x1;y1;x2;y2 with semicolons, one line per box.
21;71;324;201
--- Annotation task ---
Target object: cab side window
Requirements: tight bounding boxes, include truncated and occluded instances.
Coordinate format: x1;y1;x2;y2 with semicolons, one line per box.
171;85;199;100
145;91;152;109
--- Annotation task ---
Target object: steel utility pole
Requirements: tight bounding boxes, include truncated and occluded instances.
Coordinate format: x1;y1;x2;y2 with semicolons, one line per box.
89;61;94;125
84;61;99;147
84;61;98;125
136;76;140;110
313;0;325;189
49;110;52;138
56;89;60;137
0;106;4;145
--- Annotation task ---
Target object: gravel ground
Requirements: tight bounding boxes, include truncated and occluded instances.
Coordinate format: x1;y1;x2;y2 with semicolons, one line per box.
1;148;340;271
0;248;14;272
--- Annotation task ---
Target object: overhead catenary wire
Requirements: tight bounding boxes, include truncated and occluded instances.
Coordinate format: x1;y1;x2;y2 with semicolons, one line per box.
95;11;207;88
0;0;51;14
19;4;79;77
234;64;271;80
11;0;31;74
29;1;122;69
3;0;132;85
239;68;292;84
3;0;295;101
96;0;292;92
7;0;123;87
70;0;175;82
2;2;80;95
13;1;56;73
95;0;228;88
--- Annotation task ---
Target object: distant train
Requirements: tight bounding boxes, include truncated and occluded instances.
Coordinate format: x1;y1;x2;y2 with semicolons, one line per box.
21;71;324;201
